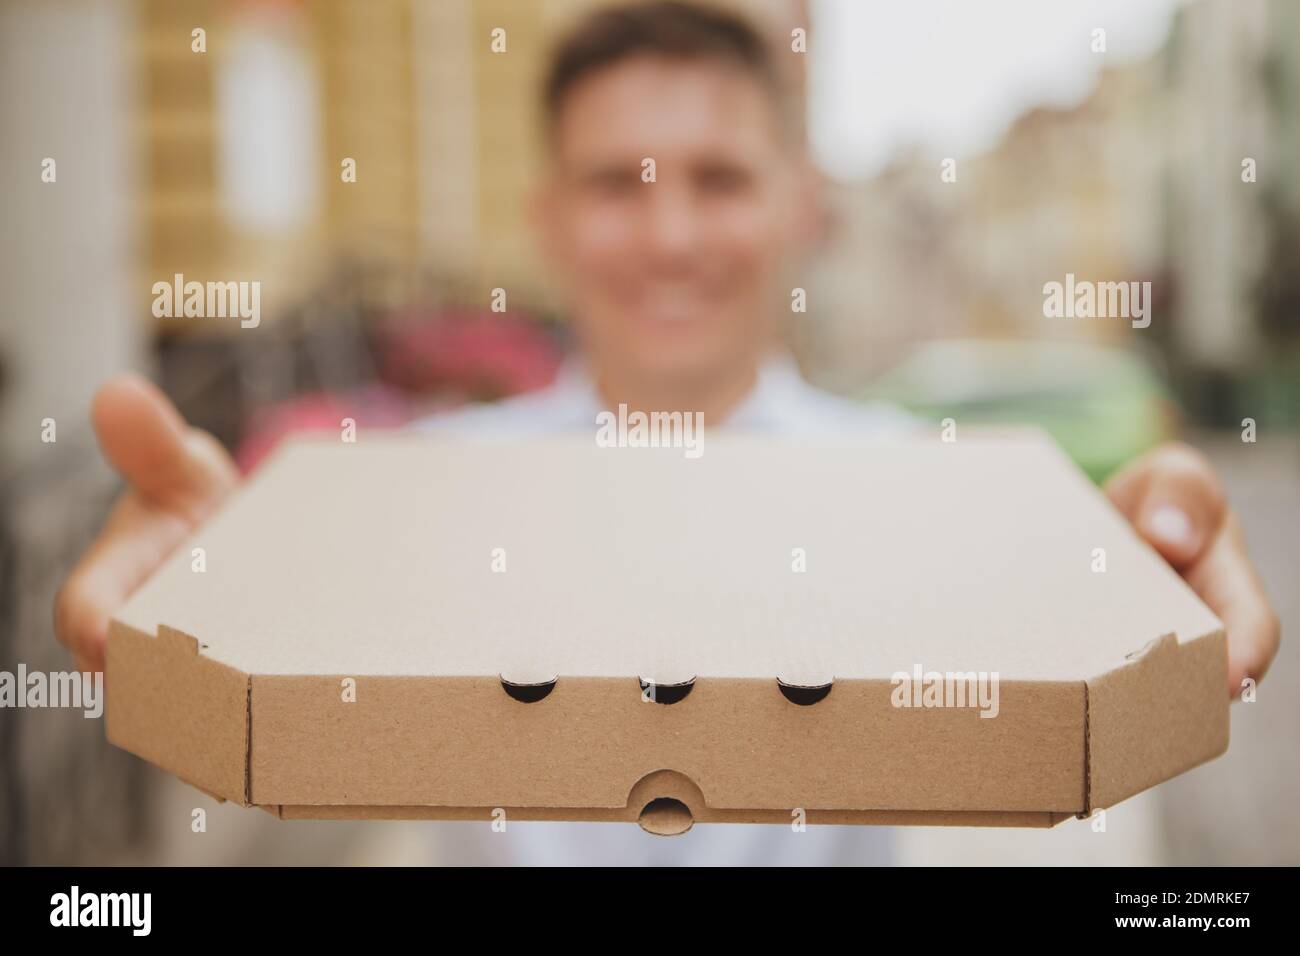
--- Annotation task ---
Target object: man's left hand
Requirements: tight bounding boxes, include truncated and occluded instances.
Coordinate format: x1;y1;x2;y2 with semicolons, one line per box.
1106;441;1280;700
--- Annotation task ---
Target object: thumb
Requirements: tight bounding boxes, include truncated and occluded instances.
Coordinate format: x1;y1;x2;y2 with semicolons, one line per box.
91;374;237;519
1106;443;1227;570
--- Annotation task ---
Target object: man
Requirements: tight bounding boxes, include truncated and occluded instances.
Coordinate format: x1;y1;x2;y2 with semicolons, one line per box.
56;1;1278;865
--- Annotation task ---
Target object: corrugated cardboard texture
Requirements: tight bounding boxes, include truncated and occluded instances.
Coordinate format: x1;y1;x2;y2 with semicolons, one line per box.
1086;631;1229;811
106;622;249;804
247;676;1083;811
106;432;1227;822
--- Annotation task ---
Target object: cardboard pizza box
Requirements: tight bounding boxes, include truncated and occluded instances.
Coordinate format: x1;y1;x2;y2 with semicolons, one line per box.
105;431;1227;835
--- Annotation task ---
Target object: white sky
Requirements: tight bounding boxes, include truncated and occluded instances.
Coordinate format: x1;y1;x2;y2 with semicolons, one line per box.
809;0;1189;181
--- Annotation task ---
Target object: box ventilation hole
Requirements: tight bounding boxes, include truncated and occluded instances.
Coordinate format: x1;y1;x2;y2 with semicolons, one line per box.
638;676;695;704
500;676;557;703
777;678;833;706
638;797;694;836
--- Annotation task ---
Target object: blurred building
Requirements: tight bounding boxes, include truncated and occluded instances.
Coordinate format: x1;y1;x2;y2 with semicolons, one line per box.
806;57;1168;387
1161;0;1300;423
131;0;805;330
807;0;1300;418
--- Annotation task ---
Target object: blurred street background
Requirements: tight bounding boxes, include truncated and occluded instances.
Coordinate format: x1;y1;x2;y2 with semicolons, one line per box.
1;0;1297;865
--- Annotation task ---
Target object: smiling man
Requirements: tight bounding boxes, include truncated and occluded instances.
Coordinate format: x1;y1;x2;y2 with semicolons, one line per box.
55;0;1278;866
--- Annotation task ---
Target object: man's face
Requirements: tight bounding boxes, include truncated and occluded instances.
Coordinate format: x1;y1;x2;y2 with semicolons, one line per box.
538;55;815;390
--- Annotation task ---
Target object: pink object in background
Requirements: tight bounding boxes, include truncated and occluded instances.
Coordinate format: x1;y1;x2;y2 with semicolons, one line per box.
235;309;564;473
234;383;412;474
380;307;563;401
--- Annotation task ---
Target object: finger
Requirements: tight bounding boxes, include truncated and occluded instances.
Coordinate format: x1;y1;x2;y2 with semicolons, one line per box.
53;494;194;672
1106;442;1227;570
1183;514;1281;699
91;374;237;519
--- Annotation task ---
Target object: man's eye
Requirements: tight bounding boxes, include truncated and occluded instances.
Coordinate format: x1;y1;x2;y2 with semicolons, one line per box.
584;170;640;196
695;166;751;194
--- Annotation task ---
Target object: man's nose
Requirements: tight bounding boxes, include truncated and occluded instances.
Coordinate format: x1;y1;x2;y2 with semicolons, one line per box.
641;180;702;262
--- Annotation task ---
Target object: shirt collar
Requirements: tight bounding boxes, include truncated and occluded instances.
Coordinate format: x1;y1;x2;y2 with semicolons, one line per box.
555;352;807;429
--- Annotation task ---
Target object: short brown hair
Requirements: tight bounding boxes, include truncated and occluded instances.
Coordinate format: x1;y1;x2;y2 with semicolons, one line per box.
542;1;788;139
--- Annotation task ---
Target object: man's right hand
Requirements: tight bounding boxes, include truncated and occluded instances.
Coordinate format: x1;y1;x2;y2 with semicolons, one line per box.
53;374;239;673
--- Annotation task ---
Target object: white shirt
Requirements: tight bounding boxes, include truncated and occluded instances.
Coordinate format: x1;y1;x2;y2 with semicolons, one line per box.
417;354;914;439
413;355;915;865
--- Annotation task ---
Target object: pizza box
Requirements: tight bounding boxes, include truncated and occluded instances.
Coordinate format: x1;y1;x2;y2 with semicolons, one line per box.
106;430;1227;834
